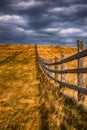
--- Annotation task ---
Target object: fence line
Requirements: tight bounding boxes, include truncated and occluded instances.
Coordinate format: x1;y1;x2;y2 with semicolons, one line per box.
40;49;87;66
36;40;87;102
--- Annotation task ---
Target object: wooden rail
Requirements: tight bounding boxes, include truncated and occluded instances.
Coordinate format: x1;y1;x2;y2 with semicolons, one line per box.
36;40;87;102
41;49;87;66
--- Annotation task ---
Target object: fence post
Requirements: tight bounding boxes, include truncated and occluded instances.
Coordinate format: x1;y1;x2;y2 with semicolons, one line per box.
49;59;52;77
46;59;49;74
77;40;85;102
60;52;65;90
54;56;58;83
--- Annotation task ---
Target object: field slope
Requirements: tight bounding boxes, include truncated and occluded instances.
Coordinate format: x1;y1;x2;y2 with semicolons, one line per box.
0;44;87;130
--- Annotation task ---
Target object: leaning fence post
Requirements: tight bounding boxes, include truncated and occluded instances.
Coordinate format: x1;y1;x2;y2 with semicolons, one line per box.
77;40;86;102
54;56;58;83
60;52;65;90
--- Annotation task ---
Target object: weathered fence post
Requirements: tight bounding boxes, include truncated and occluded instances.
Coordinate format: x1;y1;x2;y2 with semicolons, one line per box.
49;59;52;77
46;59;49;74
54;56;58;83
77;40;86;102
60;52;65;90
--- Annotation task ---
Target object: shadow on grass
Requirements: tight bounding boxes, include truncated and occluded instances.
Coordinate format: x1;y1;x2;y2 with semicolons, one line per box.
37;71;49;130
0;52;22;66
35;45;49;130
39;103;49;130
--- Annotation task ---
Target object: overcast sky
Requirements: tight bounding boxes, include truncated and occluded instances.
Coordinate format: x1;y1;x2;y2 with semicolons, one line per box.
0;0;87;46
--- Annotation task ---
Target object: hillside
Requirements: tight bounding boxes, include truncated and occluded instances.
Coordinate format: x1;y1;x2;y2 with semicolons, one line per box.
0;44;87;130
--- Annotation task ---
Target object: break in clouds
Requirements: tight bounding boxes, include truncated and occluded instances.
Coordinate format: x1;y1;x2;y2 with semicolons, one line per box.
0;0;87;46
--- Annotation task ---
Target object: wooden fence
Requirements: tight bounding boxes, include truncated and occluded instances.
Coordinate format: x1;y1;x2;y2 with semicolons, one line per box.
36;40;87;102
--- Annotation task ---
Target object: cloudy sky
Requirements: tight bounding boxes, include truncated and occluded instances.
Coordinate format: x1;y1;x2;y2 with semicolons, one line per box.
0;0;87;46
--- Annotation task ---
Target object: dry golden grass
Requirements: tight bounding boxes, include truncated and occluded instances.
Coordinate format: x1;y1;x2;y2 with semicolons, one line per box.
0;45;41;130
0;44;87;130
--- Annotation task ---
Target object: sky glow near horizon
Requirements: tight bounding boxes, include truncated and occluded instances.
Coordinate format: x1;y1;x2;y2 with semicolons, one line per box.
0;0;87;46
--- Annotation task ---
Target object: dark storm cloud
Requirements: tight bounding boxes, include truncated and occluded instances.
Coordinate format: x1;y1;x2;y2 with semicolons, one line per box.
0;0;87;46
0;0;10;6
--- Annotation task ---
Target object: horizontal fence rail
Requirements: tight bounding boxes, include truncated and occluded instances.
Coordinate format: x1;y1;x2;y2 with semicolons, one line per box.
39;58;87;74
36;40;87;102
40;49;87;66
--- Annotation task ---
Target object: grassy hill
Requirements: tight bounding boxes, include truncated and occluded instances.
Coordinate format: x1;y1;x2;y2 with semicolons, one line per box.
0;44;87;130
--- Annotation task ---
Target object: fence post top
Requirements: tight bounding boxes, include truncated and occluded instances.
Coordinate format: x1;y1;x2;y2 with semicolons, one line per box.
55;56;58;59
77;39;84;42
77;40;85;50
61;51;65;57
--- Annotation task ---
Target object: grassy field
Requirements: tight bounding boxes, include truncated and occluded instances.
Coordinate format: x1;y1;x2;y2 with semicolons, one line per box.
0;44;87;130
